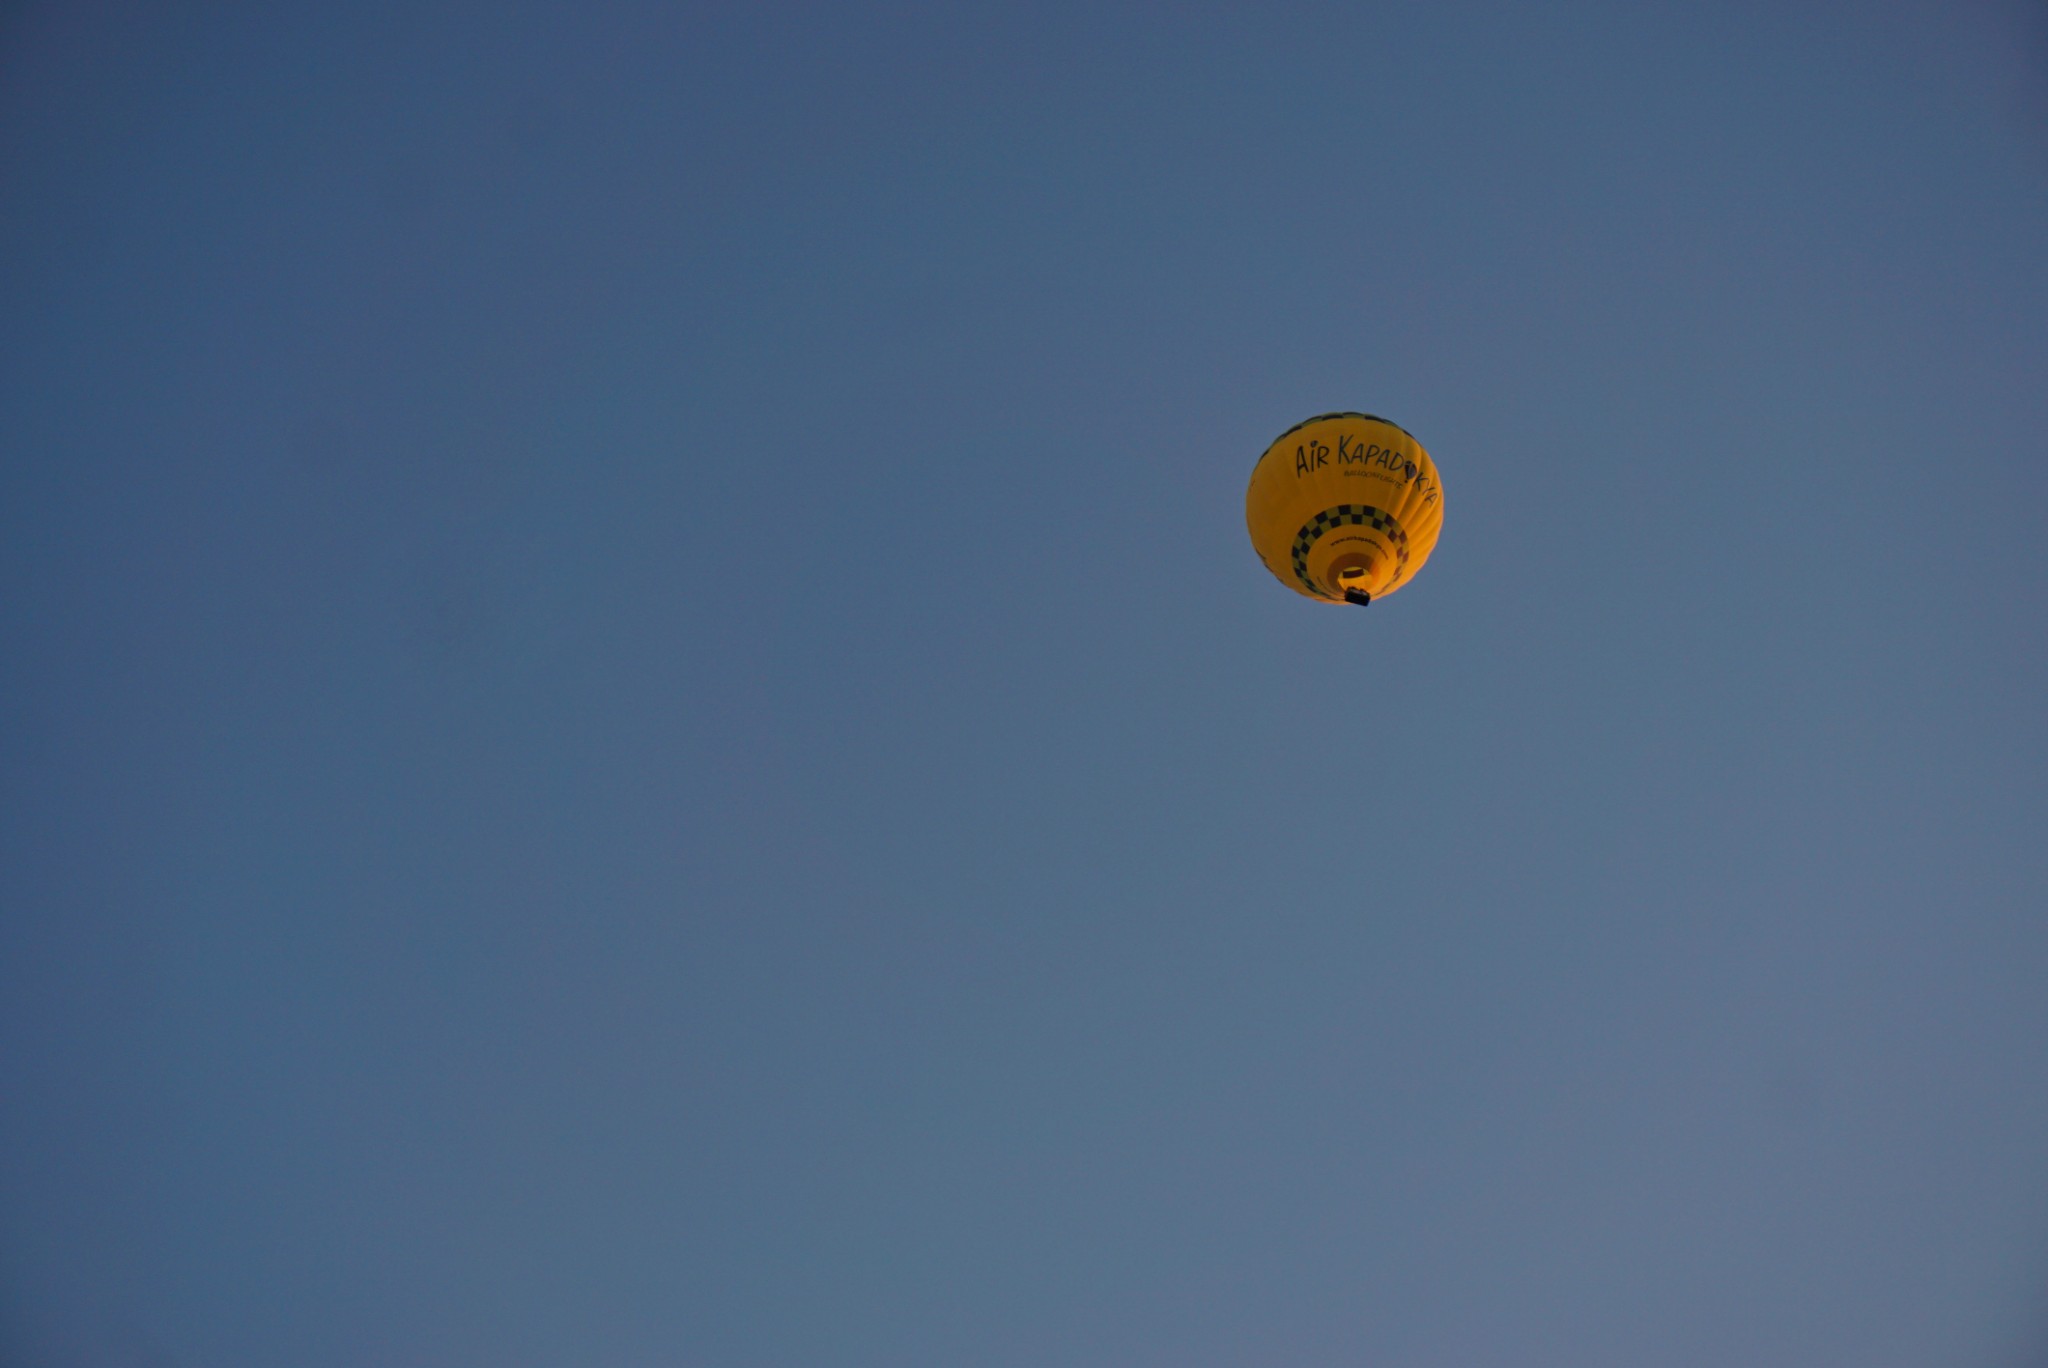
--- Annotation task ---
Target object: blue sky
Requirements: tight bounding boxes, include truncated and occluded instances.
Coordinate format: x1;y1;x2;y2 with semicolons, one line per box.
4;3;2046;1365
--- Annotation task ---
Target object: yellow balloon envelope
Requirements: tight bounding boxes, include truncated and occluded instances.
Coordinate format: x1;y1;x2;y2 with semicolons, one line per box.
1245;412;1444;606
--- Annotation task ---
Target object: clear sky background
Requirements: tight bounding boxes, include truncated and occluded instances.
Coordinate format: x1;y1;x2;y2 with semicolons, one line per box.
3;3;2046;1365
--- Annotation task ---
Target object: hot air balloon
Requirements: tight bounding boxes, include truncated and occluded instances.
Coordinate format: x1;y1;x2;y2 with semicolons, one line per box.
1245;412;1444;606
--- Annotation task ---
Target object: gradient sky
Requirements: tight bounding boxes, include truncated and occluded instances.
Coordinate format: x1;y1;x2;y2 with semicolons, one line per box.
4;3;2047;1365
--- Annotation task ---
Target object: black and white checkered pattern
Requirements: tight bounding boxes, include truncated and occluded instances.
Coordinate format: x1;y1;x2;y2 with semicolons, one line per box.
1290;505;1411;598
